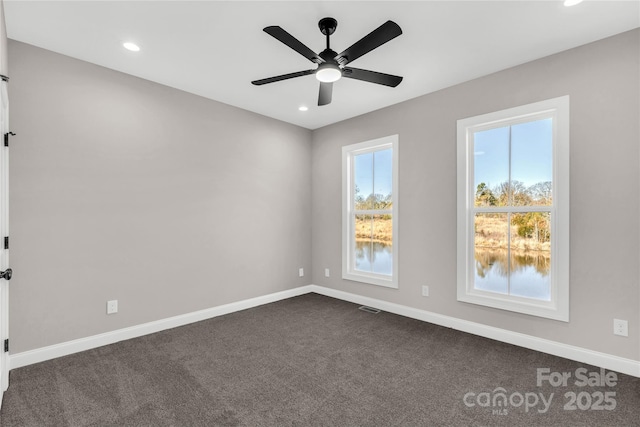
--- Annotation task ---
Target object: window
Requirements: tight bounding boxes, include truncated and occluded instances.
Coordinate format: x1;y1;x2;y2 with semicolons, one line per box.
457;97;569;321
342;135;398;288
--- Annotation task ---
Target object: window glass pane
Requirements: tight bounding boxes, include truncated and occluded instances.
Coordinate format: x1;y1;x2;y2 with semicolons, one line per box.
474;213;508;294
510;212;551;300
354;152;373;210
511;118;553;207
354;214;372;272
373;148;393;208
474;127;509;207
371;214;392;275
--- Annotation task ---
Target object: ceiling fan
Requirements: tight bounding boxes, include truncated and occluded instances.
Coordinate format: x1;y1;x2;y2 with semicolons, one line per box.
251;17;403;106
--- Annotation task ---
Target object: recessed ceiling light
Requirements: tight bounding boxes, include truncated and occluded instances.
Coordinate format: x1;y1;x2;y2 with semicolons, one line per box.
298;106;309;112
563;0;583;6
123;42;140;52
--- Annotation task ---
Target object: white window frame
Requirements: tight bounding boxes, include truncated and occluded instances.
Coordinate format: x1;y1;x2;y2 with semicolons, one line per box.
457;96;570;321
342;135;399;288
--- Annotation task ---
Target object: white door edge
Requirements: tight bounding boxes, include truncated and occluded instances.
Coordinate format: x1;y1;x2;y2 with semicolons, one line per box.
0;78;10;405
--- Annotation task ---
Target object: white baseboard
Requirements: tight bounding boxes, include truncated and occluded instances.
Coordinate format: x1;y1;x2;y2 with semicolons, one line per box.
9;283;639;378
308;285;640;378
9;285;313;370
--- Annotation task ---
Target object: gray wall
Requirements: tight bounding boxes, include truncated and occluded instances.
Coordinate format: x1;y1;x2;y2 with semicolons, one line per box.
8;40;312;353
311;29;640;361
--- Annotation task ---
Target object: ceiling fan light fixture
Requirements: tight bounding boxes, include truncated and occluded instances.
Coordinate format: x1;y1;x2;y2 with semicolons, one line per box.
316;63;342;83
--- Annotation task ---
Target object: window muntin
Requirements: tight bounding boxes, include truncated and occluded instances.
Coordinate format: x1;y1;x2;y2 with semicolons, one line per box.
343;135;398;288
457;97;569;321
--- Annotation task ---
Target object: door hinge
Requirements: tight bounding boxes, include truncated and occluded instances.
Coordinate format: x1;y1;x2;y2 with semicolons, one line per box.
3;339;8;353
4;236;8;250
4;132;15;147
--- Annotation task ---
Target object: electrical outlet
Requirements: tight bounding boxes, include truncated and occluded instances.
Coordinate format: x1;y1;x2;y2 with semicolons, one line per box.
422;286;429;297
325;268;330;277
107;300;118;315
613;319;628;337
299;268;304;277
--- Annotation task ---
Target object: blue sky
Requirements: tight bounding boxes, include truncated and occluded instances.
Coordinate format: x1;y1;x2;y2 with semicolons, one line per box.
474;118;553;190
352;118;551;202
354;148;393;199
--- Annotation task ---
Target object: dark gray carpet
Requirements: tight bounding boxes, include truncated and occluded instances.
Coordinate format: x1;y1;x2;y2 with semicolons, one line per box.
1;293;638;426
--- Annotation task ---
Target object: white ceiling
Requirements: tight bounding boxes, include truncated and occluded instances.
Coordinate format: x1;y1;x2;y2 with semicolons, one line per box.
4;1;639;130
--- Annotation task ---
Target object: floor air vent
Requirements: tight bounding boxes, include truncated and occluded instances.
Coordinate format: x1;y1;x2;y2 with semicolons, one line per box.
358;306;381;314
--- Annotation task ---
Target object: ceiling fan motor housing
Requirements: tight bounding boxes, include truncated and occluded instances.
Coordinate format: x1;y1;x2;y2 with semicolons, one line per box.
319;49;339;63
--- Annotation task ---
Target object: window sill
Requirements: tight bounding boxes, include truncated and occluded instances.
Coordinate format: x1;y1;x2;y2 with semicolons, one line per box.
457;290;569;322
342;271;398;289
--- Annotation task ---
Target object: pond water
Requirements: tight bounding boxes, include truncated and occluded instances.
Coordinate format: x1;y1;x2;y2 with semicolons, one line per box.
352;242;549;300
474;248;551;300
355;241;392;275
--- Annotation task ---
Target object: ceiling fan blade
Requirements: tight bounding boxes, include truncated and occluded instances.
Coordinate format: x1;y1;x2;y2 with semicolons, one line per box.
264;26;324;64
342;67;403;87
251;70;315;86
335;21;402;66
318;82;333;106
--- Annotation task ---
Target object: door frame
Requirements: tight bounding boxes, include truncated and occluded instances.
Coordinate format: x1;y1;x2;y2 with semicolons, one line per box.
0;76;10;406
